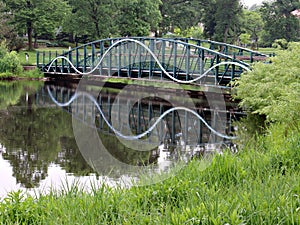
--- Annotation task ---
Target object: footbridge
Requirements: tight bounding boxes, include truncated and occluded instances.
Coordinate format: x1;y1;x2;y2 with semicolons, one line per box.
37;37;269;86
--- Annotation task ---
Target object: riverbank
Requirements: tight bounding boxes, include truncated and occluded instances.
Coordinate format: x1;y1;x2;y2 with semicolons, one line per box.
0;67;46;81
0;121;299;224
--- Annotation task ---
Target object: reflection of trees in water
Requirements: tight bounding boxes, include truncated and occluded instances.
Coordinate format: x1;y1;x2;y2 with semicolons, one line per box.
99;129;154;166
56;137;96;176
4;150;48;188
0;81;42;110
0;86;95;188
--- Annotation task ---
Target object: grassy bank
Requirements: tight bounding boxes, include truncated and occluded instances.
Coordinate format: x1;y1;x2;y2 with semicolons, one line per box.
0;69;45;80
0;122;299;224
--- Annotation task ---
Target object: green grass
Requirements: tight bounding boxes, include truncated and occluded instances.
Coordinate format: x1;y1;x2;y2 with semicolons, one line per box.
0;122;299;224
18;48;69;66
257;47;280;56
0;69;44;80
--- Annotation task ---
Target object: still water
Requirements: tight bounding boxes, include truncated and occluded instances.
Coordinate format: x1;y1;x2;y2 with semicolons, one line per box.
0;80;242;198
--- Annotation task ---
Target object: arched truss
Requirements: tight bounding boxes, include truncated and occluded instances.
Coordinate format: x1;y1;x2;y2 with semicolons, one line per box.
39;37;267;85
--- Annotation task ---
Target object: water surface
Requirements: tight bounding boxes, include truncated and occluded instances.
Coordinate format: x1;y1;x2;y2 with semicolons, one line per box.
0;80;241;198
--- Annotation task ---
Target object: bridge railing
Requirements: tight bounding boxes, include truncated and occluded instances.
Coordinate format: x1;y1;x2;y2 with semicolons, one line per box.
37;37;267;85
171;38;269;63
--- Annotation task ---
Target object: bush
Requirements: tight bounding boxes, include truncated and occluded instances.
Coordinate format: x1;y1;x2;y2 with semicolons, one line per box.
272;38;289;49
0;42;23;75
233;42;300;125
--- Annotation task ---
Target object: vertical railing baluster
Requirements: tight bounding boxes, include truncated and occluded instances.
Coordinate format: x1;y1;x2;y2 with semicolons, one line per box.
62;50;65;73
161;41;165;80
149;39;154;79
128;41;131;77
186;45;190;81
173;42;177;79
36;51;39;69
55;51;58;72
83;46;87;73
92;44;95;68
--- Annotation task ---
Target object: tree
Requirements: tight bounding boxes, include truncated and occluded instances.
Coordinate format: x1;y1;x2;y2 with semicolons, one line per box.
259;0;300;46
2;0;70;50
67;0;116;41
158;0;205;36
240;10;263;49
213;0;243;43
116;0;162;37
0;1;24;51
202;2;216;38
202;0;243;43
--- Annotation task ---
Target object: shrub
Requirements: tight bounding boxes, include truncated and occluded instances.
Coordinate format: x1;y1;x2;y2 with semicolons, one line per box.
0;42;23;75
272;38;289;49
233;42;300;125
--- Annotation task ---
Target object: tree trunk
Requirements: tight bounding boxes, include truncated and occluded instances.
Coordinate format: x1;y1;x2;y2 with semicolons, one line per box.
27;21;33;50
26;0;33;50
223;26;229;44
34;33;38;48
95;21;101;39
69;32;74;43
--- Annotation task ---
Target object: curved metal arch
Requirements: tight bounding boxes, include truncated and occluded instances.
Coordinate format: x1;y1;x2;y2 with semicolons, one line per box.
46;38;250;85
71;36;267;63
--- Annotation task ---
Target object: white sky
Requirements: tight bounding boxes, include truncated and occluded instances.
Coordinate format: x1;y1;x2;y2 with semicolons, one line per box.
242;0;265;7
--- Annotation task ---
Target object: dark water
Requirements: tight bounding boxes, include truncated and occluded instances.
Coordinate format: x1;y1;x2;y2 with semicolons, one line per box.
0;80;242;198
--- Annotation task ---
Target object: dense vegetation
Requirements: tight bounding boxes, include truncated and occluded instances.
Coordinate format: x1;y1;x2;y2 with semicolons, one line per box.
0;42;43;78
0;41;22;76
0;0;299;50
233;42;300;124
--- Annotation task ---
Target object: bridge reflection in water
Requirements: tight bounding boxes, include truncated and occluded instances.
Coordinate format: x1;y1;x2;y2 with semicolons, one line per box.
41;80;244;177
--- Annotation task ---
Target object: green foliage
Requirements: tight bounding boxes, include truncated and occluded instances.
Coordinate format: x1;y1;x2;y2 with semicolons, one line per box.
272;38;289;49
213;0;243;42
66;0;115;40
259;0;300;46
0;191;42;224
172;26;204;39
239;33;251;45
0;42;23;75
23;68;44;78
202;0;243;43
159;0;203;36
116;0;161;37
0;2;25;51
1;0;299;47
240;10;263;48
2;0;71;50
233;42;300;124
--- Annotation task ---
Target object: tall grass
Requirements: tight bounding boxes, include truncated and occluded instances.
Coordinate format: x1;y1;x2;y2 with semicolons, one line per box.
0;121;299;224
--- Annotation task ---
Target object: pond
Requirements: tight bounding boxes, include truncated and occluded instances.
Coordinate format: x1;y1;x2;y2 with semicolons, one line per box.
0;80;242;198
